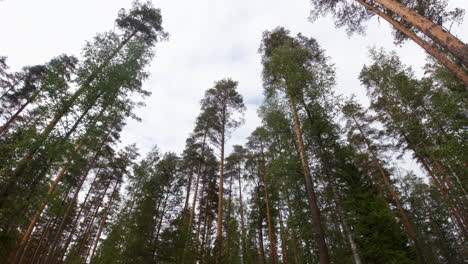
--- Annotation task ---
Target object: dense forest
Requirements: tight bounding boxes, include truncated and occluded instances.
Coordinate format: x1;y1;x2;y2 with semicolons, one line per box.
0;0;466;264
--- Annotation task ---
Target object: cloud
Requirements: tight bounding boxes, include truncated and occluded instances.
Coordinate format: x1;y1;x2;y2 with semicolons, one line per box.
1;0;467;168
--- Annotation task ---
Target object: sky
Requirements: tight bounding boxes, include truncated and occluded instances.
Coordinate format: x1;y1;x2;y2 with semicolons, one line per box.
1;0;467;169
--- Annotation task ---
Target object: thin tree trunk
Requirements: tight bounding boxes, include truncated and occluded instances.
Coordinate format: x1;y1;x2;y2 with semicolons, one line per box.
89;182;118;263
259;144;279;264
238;164;247;264
28;218;52;264
216;113;226;264
56;172;102;263
194;182;208;262
46;160;102;263
154;192;170;246
330;185;362;264
287;94;330;264
77;180;112;258
369;0;468;66
188;130;207;236
356;0;468;84
351;114;426;263
0;88;41;136
286;193;300;264
257;222;266;264
184;166;194;213
226;174;233;262
278;210;289;264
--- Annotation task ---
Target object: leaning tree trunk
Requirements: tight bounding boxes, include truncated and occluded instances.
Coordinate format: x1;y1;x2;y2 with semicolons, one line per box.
89;182;119;263
287;94;330;264
369;0;468;67
356;0;468;85
351;114;427;263
0;88;42;136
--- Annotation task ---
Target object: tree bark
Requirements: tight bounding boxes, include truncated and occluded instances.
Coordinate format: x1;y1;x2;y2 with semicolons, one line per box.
356;0;468;85
369;0;468;66
287;94;330;264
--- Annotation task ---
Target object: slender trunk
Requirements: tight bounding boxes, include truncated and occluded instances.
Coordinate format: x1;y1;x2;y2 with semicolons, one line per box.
154;192;170;245
226;175;233;262
53;171;100;263
369;0;468;66
216;115;226;264
238;164;247;264
199;201;210;264
259;144;279;264
46;160;102;262
194;182;208;262
77;180;111;258
278;210;289;264
351;114;426;263
257;222;266;264
0;88;41;136
382;104;467;235
356;0;468;84
184;166;194;212
89;182;118;263
287;94;330;264
330;185;361;264
28;218;52;264
286;193;300;264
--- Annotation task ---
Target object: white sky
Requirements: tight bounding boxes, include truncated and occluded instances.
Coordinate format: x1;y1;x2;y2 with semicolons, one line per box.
1;0;467;167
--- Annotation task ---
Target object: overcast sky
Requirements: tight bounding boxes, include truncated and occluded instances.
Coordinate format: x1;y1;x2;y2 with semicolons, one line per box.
1;0;467;167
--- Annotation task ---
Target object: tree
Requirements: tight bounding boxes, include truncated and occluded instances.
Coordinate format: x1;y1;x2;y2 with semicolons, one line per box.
200;78;245;263
309;0;468;84
259;27;331;264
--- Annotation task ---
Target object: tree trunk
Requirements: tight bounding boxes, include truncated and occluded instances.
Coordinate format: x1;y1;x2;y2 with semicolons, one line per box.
351;114;426;263
226;174;233;262
369;0;468;66
188;130;207;235
356;0;468;85
259;144;279;264
238;164;247;264
278;210;289;264
216;113;226;264
28;218;52;264
257;222;266;264
287;94;330;264
184;166;194;213
89;182;118;263
286;193;300;264
77;180;111;258
0;88;41;136
330;185;362;264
